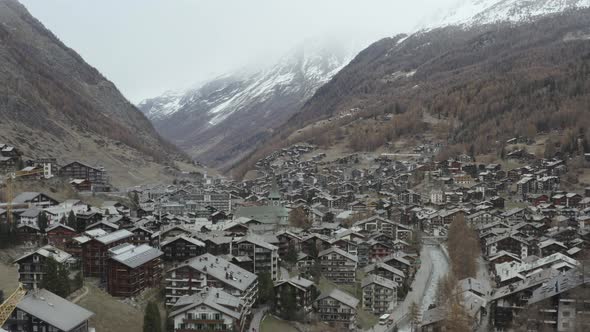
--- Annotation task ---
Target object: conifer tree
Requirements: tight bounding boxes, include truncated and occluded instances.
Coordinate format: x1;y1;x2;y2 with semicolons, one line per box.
143;301;162;332
67;211;77;229
37;211;48;233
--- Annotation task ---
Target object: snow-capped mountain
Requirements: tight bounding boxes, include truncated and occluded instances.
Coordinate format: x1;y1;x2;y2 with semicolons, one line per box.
429;0;590;28
138;39;358;169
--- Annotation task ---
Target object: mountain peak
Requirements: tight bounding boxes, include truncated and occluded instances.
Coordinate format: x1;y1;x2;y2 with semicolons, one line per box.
426;0;590;29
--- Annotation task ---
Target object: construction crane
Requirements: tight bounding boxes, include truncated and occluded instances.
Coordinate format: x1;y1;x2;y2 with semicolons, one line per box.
0;283;26;327
3;167;44;226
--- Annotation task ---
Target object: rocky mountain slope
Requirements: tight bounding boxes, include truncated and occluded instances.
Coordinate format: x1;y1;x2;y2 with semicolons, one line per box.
0;0;191;186
431;0;590;27
234;1;590;176
139;40;356;170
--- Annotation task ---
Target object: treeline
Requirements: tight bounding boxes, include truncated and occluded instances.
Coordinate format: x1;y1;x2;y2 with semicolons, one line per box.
231;9;590;179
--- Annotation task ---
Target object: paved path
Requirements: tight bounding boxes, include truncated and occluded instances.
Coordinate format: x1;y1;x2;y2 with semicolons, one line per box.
70;286;88;304
280;267;290;280
249;305;269;332
476;256;493;332
367;244;449;332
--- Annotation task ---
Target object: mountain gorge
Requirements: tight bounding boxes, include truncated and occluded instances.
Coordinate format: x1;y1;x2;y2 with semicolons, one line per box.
233;0;590;176
139;41;356;170
0;0;190;186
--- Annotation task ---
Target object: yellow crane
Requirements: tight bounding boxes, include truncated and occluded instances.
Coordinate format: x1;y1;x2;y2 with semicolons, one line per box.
0;283;26;327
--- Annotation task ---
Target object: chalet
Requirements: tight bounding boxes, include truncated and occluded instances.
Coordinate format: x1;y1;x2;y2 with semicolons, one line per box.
69;179;92;192
106;243;163;297
296;253;314;272
165;254;258;325
526;271;590;332
169;288;244;332
14;245;72;290
12;192;58;209
59;161;107;185
364;262;405;284
233;234;279;281
315;288;359;330
382;254;413;276
161;235;206;262
274;276;317;314
129;226;157;246
82;229;133;278
275;230;302;258
318;247;358;283
46;223;77;249
86;220;119;233
3;289;94;332
15;224;40;243
361;275;398;315
486;234;530;259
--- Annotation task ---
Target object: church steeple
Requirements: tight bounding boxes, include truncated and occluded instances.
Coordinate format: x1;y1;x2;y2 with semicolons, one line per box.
269;174;281;206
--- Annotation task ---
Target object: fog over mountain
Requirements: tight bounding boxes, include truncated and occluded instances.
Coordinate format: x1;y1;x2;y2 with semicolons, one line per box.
19;0;458;102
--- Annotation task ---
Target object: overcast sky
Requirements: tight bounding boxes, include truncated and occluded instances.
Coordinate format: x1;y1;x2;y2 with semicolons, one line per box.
20;0;459;103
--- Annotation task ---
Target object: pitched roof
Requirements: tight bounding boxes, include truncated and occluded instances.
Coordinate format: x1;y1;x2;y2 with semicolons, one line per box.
160;235;205;248
317;288;359;308
361;274;398;289
169;253;257;292
17;289;93;331
318;246;358;263
171;288;241;319
15;245;71;264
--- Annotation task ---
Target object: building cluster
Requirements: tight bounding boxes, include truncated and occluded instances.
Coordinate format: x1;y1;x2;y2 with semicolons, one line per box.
2;139;590;332
0;143;111;191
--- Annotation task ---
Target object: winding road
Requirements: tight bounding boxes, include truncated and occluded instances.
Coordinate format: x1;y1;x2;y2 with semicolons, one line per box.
367;242;449;332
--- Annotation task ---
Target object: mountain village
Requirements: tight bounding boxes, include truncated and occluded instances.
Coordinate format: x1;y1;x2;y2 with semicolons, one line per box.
1;135;589;332
2;0;590;332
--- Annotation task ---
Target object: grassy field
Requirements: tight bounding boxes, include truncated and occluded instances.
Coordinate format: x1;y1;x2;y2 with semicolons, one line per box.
77;283;145;332
261;315;298;332
0;260;19;299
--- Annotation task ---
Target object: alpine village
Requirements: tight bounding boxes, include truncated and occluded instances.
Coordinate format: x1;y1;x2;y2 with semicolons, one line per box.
1;1;590;332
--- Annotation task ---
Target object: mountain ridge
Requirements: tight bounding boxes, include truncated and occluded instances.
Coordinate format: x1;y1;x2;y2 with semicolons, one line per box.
0;0;191;186
138;39;358;169
232;2;590;178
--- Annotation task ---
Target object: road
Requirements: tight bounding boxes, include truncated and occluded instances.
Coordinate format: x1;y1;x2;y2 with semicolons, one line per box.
366;243;449;332
280;266;290;280
249;305;269;332
476;256;493;332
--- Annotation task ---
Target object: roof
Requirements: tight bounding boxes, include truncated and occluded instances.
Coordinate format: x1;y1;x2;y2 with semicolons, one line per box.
237;233;278;251
110;244;163;269
361;274;398;289
20;207;45;218
12;192;43;204
161;235;205;248
275;275;315;290
171;288;241;319
169;253;257;292
45;223;76;233
318;246;358;263
528;271;589;305
15;245;72;264
317;288;359;308
234;205;290;224
364;262;405;278
17;289;94;331
86;220;119;231
94;229;133;245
